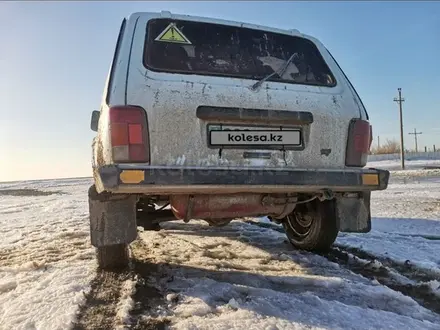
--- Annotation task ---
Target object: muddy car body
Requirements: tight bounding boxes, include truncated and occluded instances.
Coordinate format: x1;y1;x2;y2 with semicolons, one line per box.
89;11;389;269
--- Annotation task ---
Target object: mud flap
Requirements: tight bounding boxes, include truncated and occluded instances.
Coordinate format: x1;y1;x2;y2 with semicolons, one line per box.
88;186;138;247
335;192;371;233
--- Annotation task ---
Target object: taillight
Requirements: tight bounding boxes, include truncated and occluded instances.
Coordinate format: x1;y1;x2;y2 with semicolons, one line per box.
109;106;149;163
345;119;371;167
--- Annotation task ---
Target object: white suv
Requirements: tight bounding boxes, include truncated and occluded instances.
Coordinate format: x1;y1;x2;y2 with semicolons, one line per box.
89;11;389;270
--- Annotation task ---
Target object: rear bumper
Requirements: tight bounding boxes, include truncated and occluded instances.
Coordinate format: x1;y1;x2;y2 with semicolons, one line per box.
97;165;390;195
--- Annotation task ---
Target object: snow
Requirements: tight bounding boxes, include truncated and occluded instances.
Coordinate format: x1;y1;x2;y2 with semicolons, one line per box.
427;280;440;293
136;218;439;329
336;174;440;277
0;178;96;330
2;164;440;329
367;158;440;171
115;276;138;329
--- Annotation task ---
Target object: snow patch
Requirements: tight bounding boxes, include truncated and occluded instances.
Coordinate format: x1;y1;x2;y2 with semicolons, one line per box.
114;277;138;329
3;174;440;329
174;296;214;318
139;219;440;329
166;293;179;303
367;158;440;171
425;280;440;297
0;180;96;330
0;280;17;293
227;298;240;310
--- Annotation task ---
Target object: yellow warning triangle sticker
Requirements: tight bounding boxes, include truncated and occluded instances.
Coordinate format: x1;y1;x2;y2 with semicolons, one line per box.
155;23;192;45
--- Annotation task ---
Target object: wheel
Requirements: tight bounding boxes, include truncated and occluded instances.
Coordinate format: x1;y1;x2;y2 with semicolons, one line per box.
282;199;338;252
88;184;137;270
96;244;129;270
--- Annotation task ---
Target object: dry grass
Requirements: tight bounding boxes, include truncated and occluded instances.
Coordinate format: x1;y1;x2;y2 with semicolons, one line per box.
370;139;401;155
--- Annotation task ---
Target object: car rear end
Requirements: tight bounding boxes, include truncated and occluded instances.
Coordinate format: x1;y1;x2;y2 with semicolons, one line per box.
89;11;389;270
95;11;387;192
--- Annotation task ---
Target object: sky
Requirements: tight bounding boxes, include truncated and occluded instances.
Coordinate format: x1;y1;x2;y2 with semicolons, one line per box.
1;1;439;181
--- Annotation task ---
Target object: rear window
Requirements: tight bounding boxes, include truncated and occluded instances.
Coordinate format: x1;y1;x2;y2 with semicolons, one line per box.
143;19;336;87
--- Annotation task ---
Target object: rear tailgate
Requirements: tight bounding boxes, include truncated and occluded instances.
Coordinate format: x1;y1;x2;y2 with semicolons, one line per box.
125;14;362;169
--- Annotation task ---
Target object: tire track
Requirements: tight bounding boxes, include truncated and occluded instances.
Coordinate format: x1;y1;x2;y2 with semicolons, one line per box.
72;240;169;330
72;268;131;330
244;219;440;315
128;239;170;330
334;244;440;283
392;233;440;241
73;220;440;329
323;247;440;315
243;220;285;233
244;219;440;281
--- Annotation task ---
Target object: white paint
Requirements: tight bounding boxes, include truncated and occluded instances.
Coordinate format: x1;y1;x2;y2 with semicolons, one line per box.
176;155;186;166
121;12;367;169
92;11;370;172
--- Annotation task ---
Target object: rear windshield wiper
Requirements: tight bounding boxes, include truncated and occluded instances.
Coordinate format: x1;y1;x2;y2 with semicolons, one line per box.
250;53;297;91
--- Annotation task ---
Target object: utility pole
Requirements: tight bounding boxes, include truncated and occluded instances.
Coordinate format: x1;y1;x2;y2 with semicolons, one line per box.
377;135;380;150
393;88;405;169
408;128;422;152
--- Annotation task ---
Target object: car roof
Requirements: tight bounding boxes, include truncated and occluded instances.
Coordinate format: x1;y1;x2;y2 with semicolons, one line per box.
126;11;321;45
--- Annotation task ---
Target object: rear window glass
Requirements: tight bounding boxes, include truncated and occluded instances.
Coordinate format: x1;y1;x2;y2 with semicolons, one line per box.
143;19;336;87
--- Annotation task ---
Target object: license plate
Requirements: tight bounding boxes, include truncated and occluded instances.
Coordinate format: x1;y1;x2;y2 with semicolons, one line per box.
208;125;301;147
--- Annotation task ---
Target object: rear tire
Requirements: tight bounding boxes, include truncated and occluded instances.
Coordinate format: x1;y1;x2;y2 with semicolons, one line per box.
96;244;129;270
282;199;338;252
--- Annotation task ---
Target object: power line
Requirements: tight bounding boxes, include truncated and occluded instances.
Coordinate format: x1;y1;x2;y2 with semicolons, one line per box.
408;128;422;152
393;88;406;170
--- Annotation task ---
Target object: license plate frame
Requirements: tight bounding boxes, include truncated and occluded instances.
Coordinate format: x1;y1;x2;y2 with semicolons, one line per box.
206;124;304;150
